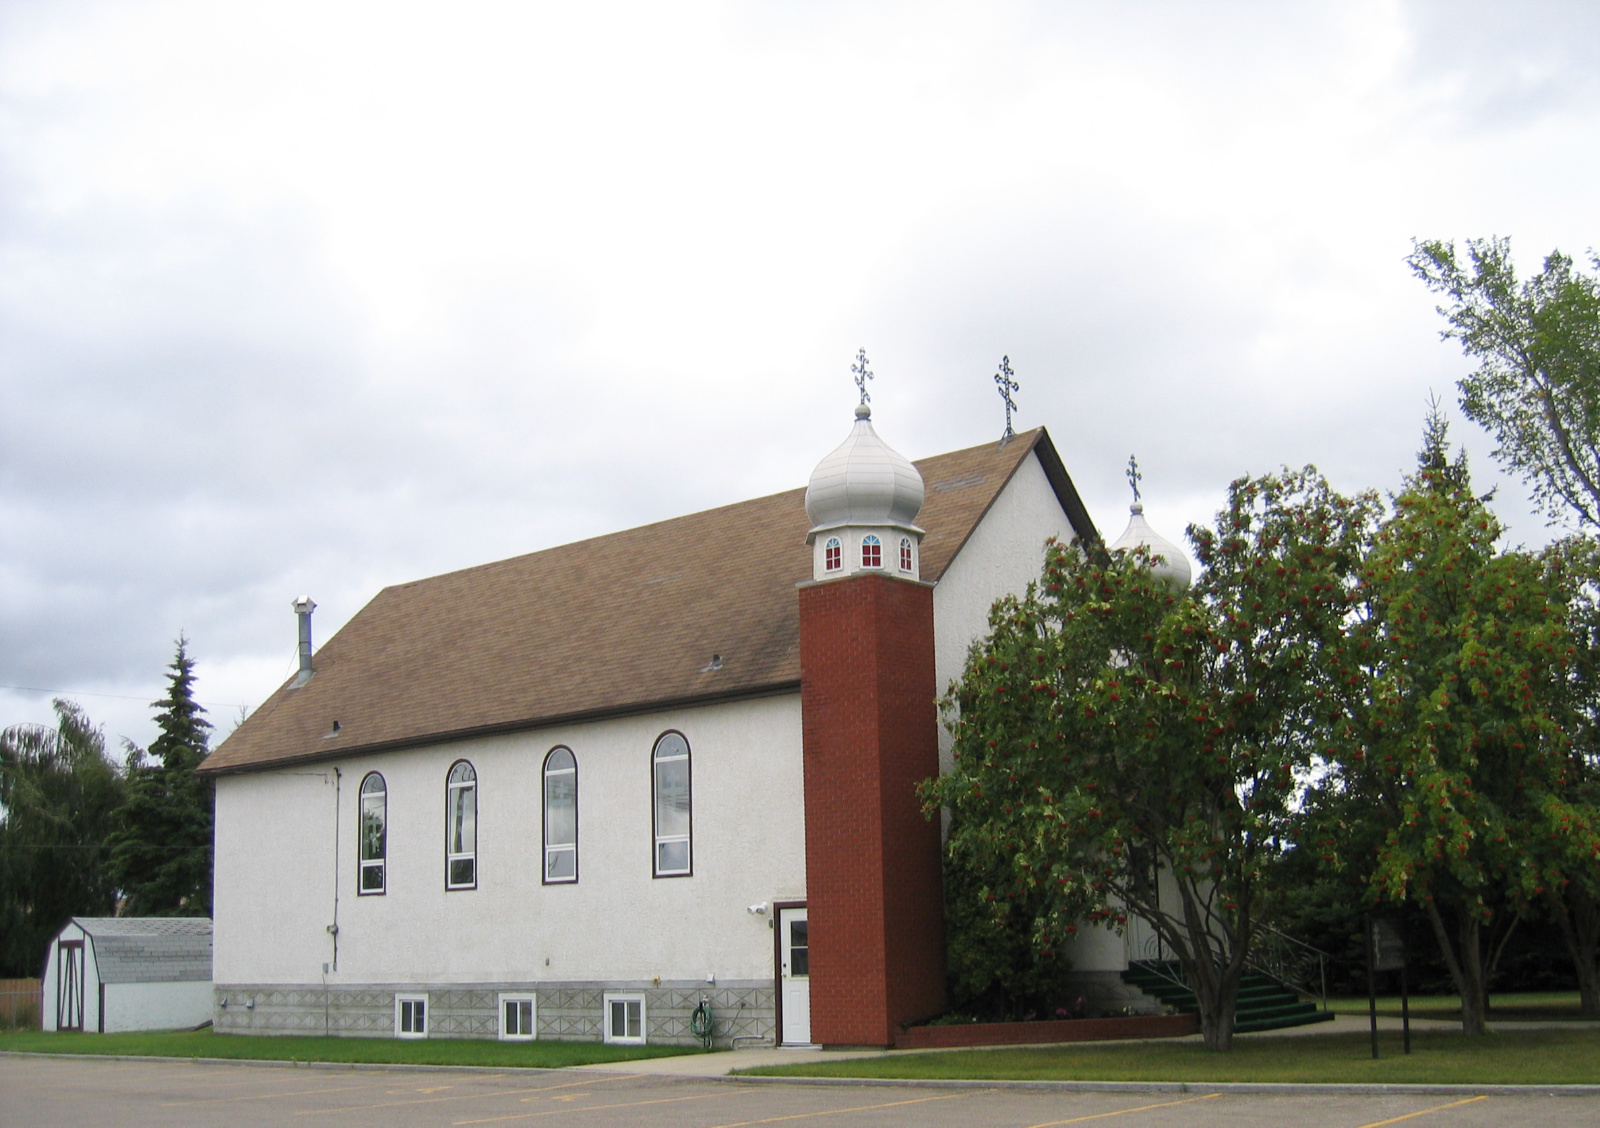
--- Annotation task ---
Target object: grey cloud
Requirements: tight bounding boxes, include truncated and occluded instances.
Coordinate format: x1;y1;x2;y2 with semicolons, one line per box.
1402;0;1600;128
0;0;1590;752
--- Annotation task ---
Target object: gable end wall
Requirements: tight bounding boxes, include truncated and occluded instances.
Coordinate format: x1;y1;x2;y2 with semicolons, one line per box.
933;450;1076;772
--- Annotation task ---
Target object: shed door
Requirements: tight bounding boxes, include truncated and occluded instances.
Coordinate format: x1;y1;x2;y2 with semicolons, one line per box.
778;907;810;1045
56;940;84;1032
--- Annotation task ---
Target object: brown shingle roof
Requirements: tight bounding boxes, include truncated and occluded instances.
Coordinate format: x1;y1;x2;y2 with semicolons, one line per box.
201;428;1093;774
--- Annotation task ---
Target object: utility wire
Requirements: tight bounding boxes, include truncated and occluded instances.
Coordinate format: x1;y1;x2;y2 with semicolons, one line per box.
0;844;194;853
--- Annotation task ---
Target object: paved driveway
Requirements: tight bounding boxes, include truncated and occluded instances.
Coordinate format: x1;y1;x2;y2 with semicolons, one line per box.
2;1055;1597;1128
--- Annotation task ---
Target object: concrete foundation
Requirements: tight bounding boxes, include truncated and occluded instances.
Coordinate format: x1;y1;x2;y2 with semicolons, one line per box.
212;980;775;1045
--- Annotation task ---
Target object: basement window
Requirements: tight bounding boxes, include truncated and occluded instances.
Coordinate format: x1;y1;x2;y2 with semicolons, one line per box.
446;760;477;890
861;534;882;568
359;772;386;895
499;993;537;1041
395;994;428;1038
603;992;646;1044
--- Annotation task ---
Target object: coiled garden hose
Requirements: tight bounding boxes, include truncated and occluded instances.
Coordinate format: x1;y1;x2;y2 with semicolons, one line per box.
690;997;714;1049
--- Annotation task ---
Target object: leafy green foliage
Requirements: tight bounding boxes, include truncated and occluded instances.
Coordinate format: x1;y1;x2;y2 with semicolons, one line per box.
926;469;1375;1050
1409;237;1600;530
941;825;1076;1019
108;638;215;916
1412;237;1600;1016
1546;535;1600;1014
0;701;125;977
1313;420;1600;1034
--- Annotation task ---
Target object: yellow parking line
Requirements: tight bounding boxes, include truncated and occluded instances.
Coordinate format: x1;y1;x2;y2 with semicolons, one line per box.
698;1089;987;1128
1353;1095;1489;1128
455;1090;735;1125
293;1071;650;1116
162;1080;393;1106
78;1059;315;1094
1020;1092;1221;1127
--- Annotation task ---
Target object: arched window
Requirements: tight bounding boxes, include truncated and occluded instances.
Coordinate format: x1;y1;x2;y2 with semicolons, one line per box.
899;538;913;572
861;534;882;568
358;772;386;894
652;732;692;877
446;760;477;890
543;747;577;884
824;537;841;572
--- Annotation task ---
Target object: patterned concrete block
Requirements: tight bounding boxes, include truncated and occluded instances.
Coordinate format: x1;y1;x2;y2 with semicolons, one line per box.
213;980;776;1045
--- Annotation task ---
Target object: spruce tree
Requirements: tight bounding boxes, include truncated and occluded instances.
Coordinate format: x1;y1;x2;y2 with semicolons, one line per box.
108;638;214;916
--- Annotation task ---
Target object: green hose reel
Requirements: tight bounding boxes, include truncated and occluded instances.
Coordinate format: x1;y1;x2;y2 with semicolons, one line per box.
689;997;714;1049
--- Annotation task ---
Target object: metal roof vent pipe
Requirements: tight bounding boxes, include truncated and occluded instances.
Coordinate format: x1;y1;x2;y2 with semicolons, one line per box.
292;596;317;687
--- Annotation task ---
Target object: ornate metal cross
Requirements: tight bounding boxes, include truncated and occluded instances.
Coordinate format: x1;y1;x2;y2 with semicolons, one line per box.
852;348;873;406
994;355;1019;442
1126;454;1143;505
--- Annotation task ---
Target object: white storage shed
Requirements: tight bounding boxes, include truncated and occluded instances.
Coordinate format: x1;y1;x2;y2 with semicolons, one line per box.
41;917;213;1032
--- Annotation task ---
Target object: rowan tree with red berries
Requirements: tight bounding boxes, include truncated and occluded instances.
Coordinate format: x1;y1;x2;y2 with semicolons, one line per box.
1313;415;1600;1035
926;468;1374;1051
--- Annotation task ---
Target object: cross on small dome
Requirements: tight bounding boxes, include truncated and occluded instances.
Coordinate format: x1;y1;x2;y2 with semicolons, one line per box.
805;360;926;583
1108;459;1191;590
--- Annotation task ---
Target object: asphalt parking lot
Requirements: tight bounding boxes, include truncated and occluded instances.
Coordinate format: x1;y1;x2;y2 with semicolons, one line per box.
3;1055;1599;1128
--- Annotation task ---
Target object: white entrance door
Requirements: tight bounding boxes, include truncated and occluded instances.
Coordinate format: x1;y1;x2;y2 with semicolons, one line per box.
778;906;811;1045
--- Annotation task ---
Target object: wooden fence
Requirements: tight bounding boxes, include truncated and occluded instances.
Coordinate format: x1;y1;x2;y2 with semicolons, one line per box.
0;978;42;1029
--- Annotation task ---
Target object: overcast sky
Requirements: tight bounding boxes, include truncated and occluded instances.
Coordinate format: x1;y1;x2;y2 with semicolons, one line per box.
2;0;1597;752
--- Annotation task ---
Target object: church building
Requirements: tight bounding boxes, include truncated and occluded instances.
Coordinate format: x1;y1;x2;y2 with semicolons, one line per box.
201;404;1146;1047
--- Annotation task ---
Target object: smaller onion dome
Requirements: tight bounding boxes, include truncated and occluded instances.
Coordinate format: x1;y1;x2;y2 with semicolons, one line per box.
805;404;925;534
1109;502;1192;590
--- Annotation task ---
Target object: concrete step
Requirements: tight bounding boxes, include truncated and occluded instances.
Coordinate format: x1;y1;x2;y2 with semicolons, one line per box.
1122;960;1333;1033
1235;1008;1337;1033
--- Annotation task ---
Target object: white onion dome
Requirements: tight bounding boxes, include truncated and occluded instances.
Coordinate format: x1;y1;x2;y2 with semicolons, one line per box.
805;404;925;535
1109;502;1192;590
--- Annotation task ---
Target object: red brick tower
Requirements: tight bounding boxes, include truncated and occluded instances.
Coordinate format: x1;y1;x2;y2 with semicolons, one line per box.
797;400;946;1047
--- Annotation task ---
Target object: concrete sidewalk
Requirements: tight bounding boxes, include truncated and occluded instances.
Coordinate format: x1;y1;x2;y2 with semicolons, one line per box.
580;1012;1599;1078
1231;1013;1600;1038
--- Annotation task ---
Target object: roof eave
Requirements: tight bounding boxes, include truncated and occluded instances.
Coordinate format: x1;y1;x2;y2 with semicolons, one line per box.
927;428;1099;581
1031;428;1101;545
198;678;804;776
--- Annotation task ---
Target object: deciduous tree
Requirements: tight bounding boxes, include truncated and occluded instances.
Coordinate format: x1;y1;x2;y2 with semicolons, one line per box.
0;701;124;977
1321;418;1600;1035
1543;536;1600;1016
927;469;1373;1050
1413;237;1600;1017
1409;237;1600;530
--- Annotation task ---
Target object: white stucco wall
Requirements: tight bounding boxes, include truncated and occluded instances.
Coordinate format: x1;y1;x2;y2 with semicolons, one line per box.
931;451;1150;977
103;981;214;1032
213;693;806;990
1059;865;1191;973
932;450;1075;772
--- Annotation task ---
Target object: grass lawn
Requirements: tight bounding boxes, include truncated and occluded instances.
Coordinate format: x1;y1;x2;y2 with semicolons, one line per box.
1328;990;1596;1023
736;1027;1600;1086
0;1028;702;1068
